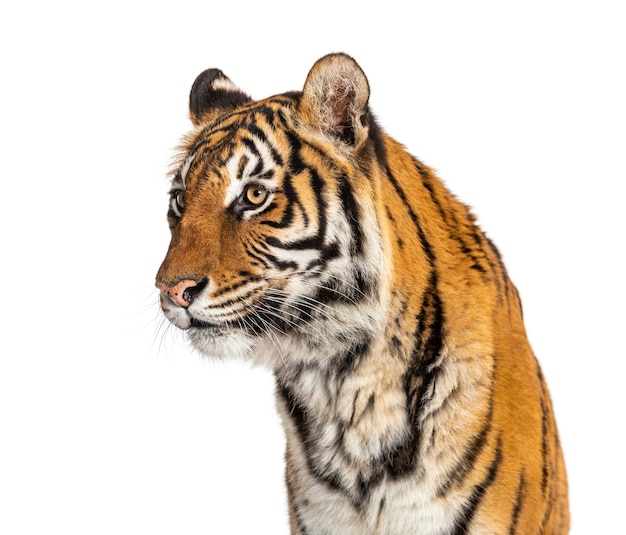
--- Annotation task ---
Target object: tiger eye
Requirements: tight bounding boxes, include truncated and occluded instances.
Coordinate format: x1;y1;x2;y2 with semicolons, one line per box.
175;190;185;210
245;185;268;205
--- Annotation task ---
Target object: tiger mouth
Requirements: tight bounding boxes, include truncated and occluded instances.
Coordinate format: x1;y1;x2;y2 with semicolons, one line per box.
189;314;260;335
188;315;249;333
188;305;295;337
189;317;224;329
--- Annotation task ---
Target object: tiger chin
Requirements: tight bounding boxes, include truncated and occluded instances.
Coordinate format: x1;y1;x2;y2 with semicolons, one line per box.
155;53;569;534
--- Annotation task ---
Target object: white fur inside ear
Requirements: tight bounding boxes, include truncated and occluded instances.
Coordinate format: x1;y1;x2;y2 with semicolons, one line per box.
301;53;370;145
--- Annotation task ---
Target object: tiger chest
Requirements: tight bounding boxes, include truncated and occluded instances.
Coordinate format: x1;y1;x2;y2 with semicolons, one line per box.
276;361;474;535
284;455;463;535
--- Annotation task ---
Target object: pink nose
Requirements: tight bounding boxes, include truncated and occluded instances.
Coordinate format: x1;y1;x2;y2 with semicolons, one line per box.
156;279;198;308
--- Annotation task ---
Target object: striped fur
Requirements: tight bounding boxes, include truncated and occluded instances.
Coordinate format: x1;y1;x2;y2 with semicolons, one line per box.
156;53;569;534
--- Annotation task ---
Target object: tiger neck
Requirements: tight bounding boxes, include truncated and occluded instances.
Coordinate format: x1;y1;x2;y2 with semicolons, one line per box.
274;326;420;499
272;266;458;504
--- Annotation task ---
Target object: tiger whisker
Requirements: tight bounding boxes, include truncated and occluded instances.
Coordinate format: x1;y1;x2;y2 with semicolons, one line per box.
272;271;369;303
260;293;346;342
265;287;357;325
236;295;289;366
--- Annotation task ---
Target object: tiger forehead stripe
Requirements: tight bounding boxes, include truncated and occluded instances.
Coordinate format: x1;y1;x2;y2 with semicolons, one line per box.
246;133;282;172
225;134;279;182
237;155;250;180
223;149;267;208
226;151;260;185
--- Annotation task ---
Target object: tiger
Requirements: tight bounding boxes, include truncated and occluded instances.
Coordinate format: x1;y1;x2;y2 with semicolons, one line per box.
155;52;569;534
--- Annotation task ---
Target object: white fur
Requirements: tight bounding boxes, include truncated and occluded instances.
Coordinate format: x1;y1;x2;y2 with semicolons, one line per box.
180;151;196;186
277;342;488;534
210;76;241;93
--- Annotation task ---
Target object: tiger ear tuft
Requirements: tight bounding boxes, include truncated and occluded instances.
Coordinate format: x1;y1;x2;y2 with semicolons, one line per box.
189;69;252;126
300;53;371;148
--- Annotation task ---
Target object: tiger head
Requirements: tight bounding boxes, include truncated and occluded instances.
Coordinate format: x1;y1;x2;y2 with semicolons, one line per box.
156;53;390;367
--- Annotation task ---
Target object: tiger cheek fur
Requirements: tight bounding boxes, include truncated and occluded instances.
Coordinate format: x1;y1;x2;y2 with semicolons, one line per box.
156;53;569;534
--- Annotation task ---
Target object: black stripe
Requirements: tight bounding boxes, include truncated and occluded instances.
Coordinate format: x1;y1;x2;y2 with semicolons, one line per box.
338;174;364;255
210;277;258;299
307;163;327;241
415;159;450;225
313;270;368;305
385;166;436;264
537;365;550;496
264;252;298;271
485;235;509;299
265;234;324;251
277;339;384;508
383;163;444;476
368;114;388;169
437;394;495;496
277;383;344;494
385;208;404;250
539;486;554;532
246;236;299;271
239;135;264;171
286;481;310;535
244;242;272;269
236;154;250;180
387;274;444;478
349;391;375;427
416;158;499;279
335;339;371;383
190;123;238;162
243;121;285;167
453;435;503;535
508;471;526;535
240;138;263;173
188;100;287;171
262;172;300;229
269;132;326;241
305;242;341;270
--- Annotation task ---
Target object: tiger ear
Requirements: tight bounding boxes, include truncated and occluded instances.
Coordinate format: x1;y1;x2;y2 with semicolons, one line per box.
189;69;253;126
300;53;371;148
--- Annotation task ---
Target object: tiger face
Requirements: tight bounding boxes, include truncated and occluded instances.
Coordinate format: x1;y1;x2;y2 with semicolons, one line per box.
156;59;387;366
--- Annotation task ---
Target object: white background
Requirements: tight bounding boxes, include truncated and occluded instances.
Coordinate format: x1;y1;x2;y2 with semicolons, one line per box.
1;1;623;533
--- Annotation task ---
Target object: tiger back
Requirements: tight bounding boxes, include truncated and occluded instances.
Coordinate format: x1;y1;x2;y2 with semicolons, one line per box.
156;53;569;534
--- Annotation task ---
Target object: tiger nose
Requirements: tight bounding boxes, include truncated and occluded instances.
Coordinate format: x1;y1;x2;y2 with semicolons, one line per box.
156;278;201;308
